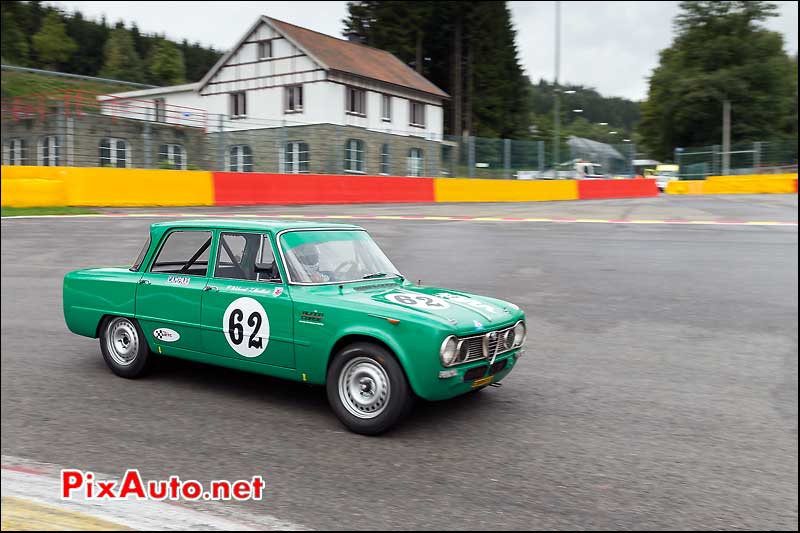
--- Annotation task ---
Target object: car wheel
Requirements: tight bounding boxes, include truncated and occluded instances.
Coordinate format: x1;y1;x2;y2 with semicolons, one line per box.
326;342;414;435
99;316;154;379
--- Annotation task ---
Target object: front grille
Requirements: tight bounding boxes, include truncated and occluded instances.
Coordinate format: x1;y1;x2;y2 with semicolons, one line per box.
463;366;487;381
490;358;508;374
457;325;516;363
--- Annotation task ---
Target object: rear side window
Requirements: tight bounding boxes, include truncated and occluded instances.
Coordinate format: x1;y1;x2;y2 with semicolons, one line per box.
150;231;212;276
130;237;151;271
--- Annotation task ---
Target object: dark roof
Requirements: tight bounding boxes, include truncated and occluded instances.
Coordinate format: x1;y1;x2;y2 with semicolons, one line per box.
267;17;449;99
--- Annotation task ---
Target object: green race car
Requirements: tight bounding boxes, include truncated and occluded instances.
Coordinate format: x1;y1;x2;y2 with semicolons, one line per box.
63;220;526;434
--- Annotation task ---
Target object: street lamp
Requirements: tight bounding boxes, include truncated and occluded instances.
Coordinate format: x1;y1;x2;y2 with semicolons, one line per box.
564;90;576;94
598;122;608;126
572;109;583;113
609;131;618;135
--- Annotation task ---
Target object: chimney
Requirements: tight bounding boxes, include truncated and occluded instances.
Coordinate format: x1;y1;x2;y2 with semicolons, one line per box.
343;31;364;44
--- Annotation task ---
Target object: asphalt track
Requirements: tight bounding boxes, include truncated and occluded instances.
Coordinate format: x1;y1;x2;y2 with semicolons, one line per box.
1;195;798;530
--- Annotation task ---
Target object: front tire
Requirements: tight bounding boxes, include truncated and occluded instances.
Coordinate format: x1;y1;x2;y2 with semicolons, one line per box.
99;316;154;379
326;342;413;435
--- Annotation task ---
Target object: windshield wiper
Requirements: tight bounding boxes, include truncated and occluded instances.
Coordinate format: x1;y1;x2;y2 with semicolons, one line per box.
362;272;389;279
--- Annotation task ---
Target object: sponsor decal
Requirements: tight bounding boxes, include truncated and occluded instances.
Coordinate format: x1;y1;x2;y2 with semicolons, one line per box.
473;320;484;330
273;287;284;297
223;297;270;358
225;285;271;295
153;328;180;342
167;276;190;286
385;292;450;310
435;292;499;315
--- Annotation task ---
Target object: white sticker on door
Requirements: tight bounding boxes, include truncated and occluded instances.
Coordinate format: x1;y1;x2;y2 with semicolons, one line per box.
223;297;270;358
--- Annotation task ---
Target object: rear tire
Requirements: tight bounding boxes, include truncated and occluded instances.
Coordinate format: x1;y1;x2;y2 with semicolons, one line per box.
326;342;414;435
99;316;154;379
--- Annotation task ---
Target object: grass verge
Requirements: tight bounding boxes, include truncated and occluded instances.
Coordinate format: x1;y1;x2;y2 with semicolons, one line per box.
1;206;98;217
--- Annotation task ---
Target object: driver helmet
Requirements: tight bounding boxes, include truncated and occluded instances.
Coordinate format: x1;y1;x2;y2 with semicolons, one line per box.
295;244;320;269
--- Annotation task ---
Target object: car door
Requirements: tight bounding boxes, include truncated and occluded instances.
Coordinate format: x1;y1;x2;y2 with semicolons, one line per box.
200;231;295;369
136;229;213;353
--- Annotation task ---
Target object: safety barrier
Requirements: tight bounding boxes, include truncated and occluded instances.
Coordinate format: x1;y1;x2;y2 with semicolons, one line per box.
213;173;435;205
1;166;214;207
666;174;798;195
1;166;661;207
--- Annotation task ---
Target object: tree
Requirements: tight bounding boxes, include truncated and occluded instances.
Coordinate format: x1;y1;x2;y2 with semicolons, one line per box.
146;38;186;85
1;11;30;65
344;1;530;139
32;11;77;69
99;27;144;82
639;1;796;160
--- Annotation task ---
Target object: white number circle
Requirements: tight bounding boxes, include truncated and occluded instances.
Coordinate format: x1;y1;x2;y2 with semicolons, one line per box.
223;297;270;358
385;293;450;310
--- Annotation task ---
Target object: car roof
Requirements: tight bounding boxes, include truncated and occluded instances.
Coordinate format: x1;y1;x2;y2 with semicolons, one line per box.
150;218;364;233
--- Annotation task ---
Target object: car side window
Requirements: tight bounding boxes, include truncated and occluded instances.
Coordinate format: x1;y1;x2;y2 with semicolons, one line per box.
214;232;281;283
150;231;212;276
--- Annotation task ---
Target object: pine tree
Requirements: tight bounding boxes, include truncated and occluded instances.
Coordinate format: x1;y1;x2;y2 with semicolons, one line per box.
32;11;78;69
147;39;186;85
99;28;144;83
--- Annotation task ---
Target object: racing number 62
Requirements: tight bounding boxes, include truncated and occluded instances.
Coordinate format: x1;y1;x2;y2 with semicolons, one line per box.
228;308;263;349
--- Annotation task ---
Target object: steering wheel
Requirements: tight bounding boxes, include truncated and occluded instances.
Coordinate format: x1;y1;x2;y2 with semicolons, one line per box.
333;260;358;277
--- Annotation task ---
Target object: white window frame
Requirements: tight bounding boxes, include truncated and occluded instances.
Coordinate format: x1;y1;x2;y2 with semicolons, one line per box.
380;143;390;175
99;138;130;168
344;139;365;173
37;136;60;166
3;139;25;165
409;101;426;127
284;141;309;174
257;40;272;60
345;87;366;117
154;98;166;122
381;94;392;122
230;91;247;119
407;148;424;177
285;85;303;113
227;145;253;172
159;143;186;170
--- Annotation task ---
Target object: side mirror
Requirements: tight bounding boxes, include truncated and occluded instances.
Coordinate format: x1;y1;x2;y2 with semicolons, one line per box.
254;262;273;273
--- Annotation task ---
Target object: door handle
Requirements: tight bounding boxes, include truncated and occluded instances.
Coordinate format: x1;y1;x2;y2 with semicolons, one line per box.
139;279;151;285
204;285;218;292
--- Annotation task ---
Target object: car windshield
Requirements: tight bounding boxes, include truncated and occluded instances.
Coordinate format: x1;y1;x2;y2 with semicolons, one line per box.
658;171;678;178
280;230;401;284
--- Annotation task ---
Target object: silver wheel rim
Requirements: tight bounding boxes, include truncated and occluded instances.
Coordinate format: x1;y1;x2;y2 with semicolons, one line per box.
338;357;391;419
106;318;139;367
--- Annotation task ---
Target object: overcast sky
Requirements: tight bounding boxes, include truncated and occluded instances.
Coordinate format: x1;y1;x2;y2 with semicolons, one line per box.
50;1;799;101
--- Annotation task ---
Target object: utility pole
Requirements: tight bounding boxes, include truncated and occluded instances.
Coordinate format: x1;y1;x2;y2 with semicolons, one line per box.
553;0;561;172
722;99;731;175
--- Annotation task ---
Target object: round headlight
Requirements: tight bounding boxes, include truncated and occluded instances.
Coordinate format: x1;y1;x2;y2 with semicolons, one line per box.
503;329;515;349
440;335;458;366
512;321;526;347
456;339;470;363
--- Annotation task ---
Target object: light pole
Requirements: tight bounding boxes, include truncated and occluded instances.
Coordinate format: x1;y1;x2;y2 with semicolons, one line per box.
553;0;561;171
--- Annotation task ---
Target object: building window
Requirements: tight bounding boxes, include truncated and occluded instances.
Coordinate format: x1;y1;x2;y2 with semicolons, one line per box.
228;145;253;172
154;98;166;122
410;101;425;127
99;138;129;168
346;87;366;116
38;136;60;166
381;94;392;122
285;85;303;113
159;143;186;170
408;148;424;177
3;139;25;165
380;143;390;175
230;91;247;119
344;139;365;173
284;141;309;174
257;40;272;60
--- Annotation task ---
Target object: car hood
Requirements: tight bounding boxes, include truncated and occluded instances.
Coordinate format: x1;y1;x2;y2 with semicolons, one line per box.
329;281;524;334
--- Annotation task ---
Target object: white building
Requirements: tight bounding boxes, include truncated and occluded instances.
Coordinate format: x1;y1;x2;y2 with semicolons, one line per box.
99;16;448;140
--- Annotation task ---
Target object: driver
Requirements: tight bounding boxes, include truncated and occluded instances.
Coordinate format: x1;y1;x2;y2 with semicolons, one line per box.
296;244;329;283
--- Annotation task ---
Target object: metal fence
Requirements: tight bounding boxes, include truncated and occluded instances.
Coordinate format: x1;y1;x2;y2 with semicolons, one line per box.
1;92;796;180
675;140;798;180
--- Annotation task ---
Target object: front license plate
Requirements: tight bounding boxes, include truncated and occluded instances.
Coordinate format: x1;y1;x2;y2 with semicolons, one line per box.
472;375;494;388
